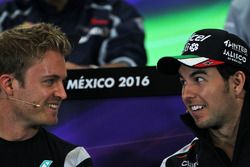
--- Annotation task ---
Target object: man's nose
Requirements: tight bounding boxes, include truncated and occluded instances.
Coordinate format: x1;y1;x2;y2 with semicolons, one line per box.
55;82;67;100
182;83;197;102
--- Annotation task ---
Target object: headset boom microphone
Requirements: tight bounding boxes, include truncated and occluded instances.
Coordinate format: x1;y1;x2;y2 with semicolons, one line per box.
8;97;41;108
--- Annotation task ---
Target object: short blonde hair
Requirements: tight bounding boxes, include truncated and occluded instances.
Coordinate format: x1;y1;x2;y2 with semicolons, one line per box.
0;22;71;84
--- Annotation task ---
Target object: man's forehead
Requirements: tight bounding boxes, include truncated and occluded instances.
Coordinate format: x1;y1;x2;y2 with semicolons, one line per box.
178;64;215;76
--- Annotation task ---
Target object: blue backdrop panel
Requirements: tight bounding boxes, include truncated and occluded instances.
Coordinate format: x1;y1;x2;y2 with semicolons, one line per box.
48;96;193;167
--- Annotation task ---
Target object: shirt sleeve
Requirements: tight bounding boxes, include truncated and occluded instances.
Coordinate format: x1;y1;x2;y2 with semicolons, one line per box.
64;146;93;167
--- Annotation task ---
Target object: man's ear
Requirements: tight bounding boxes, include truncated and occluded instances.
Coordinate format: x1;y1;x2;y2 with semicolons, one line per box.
0;74;14;96
231;71;246;96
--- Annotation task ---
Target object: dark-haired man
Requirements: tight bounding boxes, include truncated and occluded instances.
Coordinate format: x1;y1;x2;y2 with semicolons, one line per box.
157;29;250;167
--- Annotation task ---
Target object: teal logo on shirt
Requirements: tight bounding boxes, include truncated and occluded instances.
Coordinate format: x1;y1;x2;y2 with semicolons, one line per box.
39;160;53;167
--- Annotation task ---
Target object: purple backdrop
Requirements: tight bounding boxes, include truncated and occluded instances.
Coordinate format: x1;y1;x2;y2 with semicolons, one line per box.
48;96;194;167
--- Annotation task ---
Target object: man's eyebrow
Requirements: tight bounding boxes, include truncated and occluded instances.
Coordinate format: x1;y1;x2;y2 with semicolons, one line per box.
43;75;65;80
190;69;207;77
178;69;208;78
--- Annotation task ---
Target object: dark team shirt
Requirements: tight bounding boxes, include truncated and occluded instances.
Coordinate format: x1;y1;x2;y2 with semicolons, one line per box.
0;0;147;66
0;128;92;167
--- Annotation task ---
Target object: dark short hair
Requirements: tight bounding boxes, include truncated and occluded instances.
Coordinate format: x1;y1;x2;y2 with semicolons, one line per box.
217;64;249;92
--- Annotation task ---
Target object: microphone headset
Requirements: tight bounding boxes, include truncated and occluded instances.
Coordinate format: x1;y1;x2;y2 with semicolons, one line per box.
8;97;41;108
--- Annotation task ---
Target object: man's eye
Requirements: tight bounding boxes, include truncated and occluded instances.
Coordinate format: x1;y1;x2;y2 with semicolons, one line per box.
44;79;55;86
195;77;204;83
179;79;186;86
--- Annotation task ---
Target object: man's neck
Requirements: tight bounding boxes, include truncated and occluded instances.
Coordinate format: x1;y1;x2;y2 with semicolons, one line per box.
0;108;39;141
0;122;39;141
210;92;246;160
209;111;241;160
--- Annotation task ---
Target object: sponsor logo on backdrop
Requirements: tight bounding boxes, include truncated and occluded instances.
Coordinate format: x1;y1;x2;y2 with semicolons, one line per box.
66;75;150;90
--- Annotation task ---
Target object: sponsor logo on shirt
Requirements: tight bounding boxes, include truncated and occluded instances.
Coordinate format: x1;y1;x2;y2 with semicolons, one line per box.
181;160;198;167
39;160;53;167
